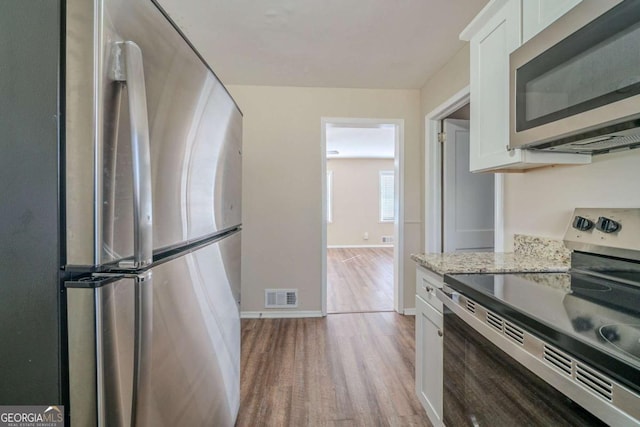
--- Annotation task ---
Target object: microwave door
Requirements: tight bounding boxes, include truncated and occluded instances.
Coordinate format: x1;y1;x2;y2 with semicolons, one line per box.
509;0;640;152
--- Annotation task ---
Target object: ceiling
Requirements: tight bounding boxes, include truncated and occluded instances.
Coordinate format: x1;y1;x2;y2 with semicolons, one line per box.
156;0;489;89
326;124;395;159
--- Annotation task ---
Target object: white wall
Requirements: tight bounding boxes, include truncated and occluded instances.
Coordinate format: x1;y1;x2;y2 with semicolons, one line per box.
327;158;395;247
503;149;640;248
228;85;420;314
420;45;471;119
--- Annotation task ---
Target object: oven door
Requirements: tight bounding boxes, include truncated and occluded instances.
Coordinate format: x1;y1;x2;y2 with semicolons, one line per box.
442;301;605;426
509;0;640;151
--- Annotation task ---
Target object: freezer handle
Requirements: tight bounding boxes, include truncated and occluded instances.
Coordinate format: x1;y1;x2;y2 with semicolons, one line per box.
132;271;153;427
114;41;153;269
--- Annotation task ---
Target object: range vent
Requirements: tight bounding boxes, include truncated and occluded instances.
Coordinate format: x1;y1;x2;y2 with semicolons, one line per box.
486;311;504;332
466;300;476;314
381;236;394;243
564;132;640;152
265;289;298;308
504;321;524;345
543;345;572;376
576;363;613;401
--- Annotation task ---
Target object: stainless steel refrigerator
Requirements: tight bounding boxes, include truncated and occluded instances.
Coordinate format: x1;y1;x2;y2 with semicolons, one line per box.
0;0;241;425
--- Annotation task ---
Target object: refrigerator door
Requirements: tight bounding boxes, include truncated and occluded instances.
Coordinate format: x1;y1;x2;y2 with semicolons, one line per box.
66;0;242;268
67;276;137;427
67;231;241;426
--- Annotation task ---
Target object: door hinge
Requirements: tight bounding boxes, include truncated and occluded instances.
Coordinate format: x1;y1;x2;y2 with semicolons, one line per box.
438;132;446;143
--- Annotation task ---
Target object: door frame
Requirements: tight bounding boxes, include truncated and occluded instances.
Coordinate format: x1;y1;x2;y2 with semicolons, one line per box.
424;85;504;253
321;117;405;315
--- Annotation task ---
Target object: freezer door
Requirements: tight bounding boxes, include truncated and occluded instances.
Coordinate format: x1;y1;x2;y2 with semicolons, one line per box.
67;232;241;426
66;0;242;267
145;232;241;426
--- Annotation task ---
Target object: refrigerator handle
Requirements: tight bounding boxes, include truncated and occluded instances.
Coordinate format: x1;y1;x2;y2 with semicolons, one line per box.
113;41;153;269
132;271;153;427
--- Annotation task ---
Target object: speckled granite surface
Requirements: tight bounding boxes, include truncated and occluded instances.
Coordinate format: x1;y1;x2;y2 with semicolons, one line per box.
410;252;570;275
411;234;570;275
514;234;571;264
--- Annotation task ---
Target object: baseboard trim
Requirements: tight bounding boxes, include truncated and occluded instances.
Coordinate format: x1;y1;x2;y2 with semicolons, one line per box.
327;244;394;249
241;310;324;319
403;308;416;316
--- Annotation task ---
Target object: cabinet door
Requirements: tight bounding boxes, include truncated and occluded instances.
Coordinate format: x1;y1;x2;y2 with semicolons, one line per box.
469;0;522;172
522;0;582;43
415;296;443;427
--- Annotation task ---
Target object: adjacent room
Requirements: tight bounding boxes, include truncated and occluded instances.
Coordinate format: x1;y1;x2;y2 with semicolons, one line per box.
325;121;397;313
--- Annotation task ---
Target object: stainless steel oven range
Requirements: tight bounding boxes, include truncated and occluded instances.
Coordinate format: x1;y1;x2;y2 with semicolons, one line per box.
437;208;640;426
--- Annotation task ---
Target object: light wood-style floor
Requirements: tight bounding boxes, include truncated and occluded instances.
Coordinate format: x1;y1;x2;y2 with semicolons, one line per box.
237;312;431;427
327;248;394;314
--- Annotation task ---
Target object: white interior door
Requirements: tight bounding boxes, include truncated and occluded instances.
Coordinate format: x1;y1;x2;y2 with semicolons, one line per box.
443;119;494;252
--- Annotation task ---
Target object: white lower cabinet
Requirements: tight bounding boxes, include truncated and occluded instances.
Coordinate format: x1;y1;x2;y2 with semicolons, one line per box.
416;295;443;427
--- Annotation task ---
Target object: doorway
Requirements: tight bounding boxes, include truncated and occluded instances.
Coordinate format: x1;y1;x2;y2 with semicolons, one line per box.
321;118;405;315
425;86;500;253
441;116;494;252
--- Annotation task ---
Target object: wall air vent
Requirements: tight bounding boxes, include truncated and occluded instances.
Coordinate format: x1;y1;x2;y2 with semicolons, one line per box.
381;236;394;243
543;345;573;376
576;363;614;401
265;289;298;308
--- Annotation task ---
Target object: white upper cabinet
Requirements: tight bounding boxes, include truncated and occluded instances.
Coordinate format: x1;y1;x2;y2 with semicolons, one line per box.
522;0;583;43
461;0;591;172
467;0;521;172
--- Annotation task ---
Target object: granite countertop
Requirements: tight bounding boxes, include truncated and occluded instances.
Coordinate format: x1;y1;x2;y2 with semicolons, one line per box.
411;234;571;275
411;252;569;275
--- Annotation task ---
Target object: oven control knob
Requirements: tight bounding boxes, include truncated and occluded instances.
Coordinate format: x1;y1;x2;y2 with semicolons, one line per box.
596;216;620;233
572;216;594;231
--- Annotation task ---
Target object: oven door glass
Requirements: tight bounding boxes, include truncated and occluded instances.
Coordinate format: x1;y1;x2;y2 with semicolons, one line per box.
443;306;605;426
515;0;640;132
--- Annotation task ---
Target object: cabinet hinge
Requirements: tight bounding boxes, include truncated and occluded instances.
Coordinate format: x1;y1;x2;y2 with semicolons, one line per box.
438;132;446;143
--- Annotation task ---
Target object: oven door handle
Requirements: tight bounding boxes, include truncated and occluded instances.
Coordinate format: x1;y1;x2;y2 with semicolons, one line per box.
436;285;459;307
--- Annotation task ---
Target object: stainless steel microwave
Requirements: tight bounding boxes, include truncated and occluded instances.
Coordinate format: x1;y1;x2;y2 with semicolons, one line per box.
510;0;640;154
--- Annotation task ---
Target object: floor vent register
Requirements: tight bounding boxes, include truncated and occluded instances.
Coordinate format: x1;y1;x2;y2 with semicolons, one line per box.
265;289;298;308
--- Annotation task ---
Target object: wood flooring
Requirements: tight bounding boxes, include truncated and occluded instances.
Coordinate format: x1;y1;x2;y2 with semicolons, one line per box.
236;312;431;427
327;248;394;314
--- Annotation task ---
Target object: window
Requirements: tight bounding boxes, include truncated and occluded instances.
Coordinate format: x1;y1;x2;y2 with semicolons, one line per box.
379;170;394;222
327;171;333;223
